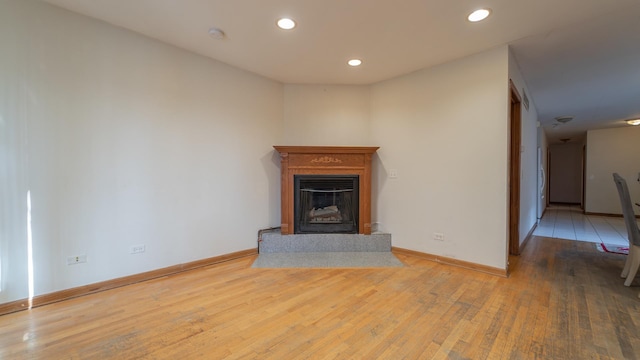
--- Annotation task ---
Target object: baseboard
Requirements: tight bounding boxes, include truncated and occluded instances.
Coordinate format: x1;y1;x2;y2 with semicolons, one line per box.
0;248;257;316
584;211;640;219
520;223;537;252
391;247;508;278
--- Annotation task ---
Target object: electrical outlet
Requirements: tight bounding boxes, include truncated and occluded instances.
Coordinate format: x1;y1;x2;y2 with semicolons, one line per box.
130;245;145;254
67;254;87;265
433;232;445;241
389;169;398;179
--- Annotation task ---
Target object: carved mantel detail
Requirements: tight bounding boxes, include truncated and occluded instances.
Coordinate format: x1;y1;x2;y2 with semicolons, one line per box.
273;146;379;235
311;156;342;164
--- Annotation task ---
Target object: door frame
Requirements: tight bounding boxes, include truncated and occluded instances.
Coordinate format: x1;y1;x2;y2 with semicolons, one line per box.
508;80;522;257
581;145;586;210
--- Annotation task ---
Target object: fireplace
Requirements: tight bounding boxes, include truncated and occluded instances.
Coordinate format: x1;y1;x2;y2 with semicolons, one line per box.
274;146;379;235
294;175;359;234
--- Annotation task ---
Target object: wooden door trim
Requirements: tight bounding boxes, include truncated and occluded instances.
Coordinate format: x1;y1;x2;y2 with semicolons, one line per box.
508;80;522;257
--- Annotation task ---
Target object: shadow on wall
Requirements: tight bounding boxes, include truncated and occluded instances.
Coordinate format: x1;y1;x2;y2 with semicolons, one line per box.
261;149;282;228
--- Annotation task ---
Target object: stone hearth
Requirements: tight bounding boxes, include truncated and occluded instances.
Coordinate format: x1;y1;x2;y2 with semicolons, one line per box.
259;231;392;253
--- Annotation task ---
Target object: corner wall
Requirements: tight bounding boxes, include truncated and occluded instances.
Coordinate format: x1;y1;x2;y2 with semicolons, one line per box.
280;48;518;270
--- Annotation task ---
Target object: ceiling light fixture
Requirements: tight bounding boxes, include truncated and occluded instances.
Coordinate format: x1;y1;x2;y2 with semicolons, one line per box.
467;8;491;22
555;116;574;124
348;59;362;67
627;119;640;126
277;18;296;30
208;27;226;40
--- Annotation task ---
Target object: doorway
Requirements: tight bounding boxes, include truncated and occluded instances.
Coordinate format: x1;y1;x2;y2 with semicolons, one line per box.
508;80;522;256
548;142;583;206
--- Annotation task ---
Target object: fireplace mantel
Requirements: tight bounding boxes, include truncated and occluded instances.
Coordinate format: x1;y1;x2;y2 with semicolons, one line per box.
274;146;379;235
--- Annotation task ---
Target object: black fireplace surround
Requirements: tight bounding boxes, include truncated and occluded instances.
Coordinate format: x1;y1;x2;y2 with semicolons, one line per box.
293;175;359;234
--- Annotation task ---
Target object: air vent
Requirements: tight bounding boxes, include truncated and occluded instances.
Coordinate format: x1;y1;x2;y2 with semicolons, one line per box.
555;116;574;124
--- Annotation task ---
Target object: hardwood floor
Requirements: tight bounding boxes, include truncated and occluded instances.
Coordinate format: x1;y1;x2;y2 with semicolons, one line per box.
1;236;639;359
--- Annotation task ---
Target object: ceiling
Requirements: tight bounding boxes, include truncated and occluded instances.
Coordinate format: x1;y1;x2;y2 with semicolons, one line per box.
42;0;640;144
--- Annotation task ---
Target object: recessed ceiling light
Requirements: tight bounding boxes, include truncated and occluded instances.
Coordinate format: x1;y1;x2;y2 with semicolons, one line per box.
208;27;225;40
348;59;362;67
627;119;640;126
467;8;491;22
277;18;296;30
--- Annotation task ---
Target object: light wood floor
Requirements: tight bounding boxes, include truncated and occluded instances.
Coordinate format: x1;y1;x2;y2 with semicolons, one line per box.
1;236;639;359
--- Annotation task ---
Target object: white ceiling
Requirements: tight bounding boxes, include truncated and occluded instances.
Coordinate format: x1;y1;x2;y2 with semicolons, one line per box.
42;0;640;144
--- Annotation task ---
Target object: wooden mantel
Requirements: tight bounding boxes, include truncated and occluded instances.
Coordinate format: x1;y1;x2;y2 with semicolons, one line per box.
274;146;379;235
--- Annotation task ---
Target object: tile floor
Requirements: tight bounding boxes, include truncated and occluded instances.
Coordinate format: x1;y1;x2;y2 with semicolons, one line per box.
533;204;628;246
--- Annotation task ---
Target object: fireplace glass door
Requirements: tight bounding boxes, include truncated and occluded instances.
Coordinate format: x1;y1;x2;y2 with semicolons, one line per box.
294;175;359;234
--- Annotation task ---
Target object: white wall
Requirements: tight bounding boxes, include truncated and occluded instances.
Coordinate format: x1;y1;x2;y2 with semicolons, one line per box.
369;47;510;269
585;126;640;214
0;1;283;303
508;49;540;244
282;85;371;146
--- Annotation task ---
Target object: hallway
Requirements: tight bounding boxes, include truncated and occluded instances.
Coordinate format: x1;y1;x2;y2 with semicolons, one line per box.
533;204;628;247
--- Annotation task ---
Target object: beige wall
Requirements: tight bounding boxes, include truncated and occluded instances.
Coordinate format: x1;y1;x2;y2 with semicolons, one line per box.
586;126;640;214
282;85;371;146
369;47;510;269
1;1;283;302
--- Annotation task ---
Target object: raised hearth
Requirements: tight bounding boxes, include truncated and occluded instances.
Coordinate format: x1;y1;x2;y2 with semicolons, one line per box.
259;231;392;253
274;146;379;235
